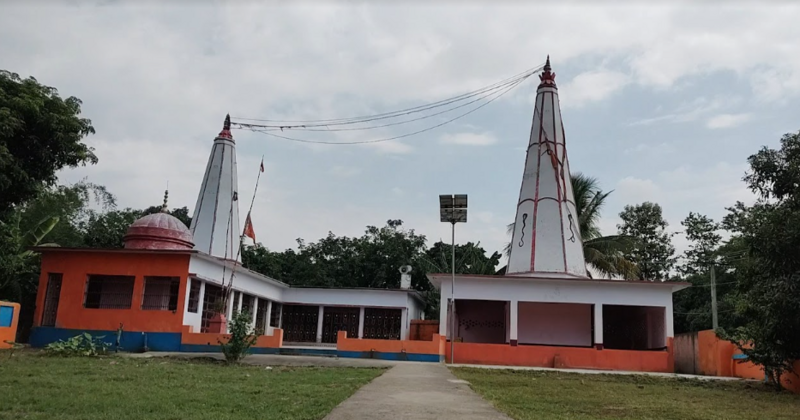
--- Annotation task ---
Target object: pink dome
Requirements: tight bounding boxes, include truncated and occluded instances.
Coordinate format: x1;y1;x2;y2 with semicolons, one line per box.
123;212;194;250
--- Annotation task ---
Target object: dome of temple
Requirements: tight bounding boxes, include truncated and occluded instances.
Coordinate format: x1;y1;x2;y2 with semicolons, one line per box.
123;212;194;250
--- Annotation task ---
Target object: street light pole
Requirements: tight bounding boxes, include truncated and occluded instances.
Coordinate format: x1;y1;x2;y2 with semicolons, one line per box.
451;220;456;365
439;194;467;365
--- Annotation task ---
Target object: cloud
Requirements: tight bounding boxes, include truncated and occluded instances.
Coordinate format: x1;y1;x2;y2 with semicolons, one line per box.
705;113;752;129
439;132;498;146
561;70;629;108
628;96;740;126
330;166;362;178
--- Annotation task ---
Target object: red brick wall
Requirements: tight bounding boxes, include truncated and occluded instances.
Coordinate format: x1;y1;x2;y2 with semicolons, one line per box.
409;320;439;341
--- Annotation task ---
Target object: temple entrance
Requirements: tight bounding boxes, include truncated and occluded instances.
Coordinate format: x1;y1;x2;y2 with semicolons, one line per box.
321;306;360;343
282;304;319;343
603;305;666;350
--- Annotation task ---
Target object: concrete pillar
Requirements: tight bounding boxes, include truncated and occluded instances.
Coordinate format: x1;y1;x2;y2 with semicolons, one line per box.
594;303;603;349
316;306;324;343
358;307;365;338
237;293;243;313
510;300;518;346
400;308;409;340
265;300;273;334
197;280;206;314
251;298;259;330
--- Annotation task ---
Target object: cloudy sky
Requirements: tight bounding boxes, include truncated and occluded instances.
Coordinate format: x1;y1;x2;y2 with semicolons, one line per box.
3;1;799;261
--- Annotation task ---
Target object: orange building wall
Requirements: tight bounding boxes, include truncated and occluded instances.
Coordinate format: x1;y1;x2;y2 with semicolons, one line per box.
181;327;284;348
0;301;21;349
33;251;192;333
337;331;445;355
445;341;673;373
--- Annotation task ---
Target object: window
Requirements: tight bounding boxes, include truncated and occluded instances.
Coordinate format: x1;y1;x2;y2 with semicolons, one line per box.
270;302;282;328
141;276;180;311
231;291;241;315
187;279;201;313
255;298;269;334
41;273;63;326
241;293;255;316
84;275;135;309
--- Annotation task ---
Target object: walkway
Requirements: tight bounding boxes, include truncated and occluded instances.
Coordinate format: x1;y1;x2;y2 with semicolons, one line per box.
324;363;511;420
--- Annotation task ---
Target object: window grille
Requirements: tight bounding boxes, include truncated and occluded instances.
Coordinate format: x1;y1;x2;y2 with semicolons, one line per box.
42;273;63;326
270;302;282;327
187;279;201;313
84;275;135;309
141;276;180;311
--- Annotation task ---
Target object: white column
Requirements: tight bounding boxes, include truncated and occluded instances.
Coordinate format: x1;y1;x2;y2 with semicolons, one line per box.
265;300;273;334
400;308;409;340
226;291;235;319
237;293;243;313
183;278;194;314
594;303;603;349
439;296;449;336
510;300;518;345
251;298;259;330
666;301;675;338
197;280;206;315
316;306;324;343
358;307;365;338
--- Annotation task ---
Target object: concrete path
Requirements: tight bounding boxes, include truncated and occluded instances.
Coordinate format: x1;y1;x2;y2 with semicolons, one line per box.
324;363;511;420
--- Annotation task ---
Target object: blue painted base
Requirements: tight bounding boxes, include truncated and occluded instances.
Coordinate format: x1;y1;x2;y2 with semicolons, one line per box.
30;327;181;352
29;327;440;362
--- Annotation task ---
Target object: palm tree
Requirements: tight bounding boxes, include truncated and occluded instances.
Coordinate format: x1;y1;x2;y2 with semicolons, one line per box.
503;173;638;279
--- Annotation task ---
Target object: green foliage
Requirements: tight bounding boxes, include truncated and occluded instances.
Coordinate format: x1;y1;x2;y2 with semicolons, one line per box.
680;212;722;276
44;333;110;357
219;310;258;364
0;70;97;214
0;211;60;301
617;202;676;281
719;130;800;390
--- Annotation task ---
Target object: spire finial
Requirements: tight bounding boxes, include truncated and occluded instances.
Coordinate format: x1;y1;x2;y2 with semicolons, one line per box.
539;55;556;87
162;185;169;213
218;113;233;140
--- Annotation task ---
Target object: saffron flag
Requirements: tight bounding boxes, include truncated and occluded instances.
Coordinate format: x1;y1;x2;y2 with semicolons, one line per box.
260;158;264;173
243;213;256;242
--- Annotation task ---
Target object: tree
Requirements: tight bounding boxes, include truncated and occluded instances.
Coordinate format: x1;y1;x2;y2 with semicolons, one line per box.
81;208;143;249
617;202;675;281
0;70;97;215
504;173;638;279
0;213;59;302
672;212;744;334
680;212;722;276
721;130;800;390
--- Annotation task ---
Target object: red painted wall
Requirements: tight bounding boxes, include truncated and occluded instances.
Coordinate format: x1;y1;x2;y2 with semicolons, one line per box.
409;320;439;341
337;331;445;355
34;250;191;333
446;341;673;373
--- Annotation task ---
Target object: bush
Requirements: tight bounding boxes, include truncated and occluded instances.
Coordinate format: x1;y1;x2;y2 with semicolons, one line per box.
219;310;258;364
44;333;109;357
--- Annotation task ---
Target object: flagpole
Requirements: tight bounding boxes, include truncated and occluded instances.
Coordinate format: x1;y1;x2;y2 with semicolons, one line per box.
228;155;265;285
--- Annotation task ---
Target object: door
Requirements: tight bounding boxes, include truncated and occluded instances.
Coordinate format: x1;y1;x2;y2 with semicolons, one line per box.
282;305;319;343
321;307;360;343
363;308;402;340
41;274;62;327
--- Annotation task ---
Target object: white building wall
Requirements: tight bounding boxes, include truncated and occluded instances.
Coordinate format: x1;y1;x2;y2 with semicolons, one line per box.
182;278;205;333
436;276;678;340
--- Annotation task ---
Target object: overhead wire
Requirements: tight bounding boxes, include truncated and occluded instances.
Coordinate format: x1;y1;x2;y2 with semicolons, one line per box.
238;71;531;145
235;74;532;133
233;63;545;127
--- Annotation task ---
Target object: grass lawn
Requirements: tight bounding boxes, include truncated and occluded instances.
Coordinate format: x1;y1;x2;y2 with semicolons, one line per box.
0;350;383;420
452;367;800;420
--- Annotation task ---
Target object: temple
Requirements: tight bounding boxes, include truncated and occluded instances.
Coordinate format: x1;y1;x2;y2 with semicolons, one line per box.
428;58;689;371
26;57;688;371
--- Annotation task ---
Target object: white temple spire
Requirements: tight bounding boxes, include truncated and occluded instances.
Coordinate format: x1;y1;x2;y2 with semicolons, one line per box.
507;57;587;277
190;114;241;261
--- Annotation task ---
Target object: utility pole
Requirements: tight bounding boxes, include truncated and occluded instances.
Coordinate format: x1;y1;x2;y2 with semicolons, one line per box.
710;265;718;330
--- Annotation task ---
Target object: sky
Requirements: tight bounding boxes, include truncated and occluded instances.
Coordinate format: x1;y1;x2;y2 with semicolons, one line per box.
2;1;800;263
